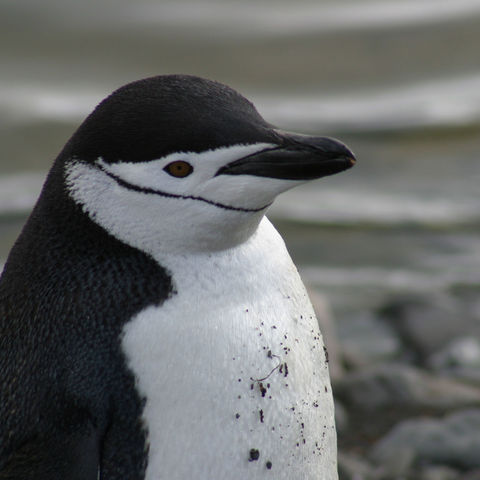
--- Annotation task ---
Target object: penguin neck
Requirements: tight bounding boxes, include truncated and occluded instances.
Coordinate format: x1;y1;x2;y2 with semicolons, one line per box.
144;216;289;309
63;158;268;257
145;211;266;257
161;213;266;255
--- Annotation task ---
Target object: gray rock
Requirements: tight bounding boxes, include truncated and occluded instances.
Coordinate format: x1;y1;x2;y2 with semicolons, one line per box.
418;466;460;480
429;337;480;370
335;364;480;413
337;311;402;368
428;337;480;386
379;293;479;361
450;285;480;324
370;409;480;471
338;451;380;480
334;365;480;451
459;469;480;480
368;446;415;478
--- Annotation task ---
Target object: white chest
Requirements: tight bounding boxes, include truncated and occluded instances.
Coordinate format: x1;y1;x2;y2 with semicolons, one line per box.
121;219;337;480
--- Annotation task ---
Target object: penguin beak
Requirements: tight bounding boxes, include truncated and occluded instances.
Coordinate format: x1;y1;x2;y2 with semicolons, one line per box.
216;132;356;180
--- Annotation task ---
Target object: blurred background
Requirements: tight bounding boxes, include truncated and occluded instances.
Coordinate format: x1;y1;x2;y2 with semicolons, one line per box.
1;0;480;478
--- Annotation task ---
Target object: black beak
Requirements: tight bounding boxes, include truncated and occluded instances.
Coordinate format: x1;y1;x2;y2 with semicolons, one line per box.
216;132;356;180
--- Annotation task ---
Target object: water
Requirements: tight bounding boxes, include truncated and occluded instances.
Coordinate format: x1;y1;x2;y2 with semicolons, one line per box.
1;0;480;319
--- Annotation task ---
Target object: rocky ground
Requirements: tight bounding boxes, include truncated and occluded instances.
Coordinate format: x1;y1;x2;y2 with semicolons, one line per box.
311;284;480;480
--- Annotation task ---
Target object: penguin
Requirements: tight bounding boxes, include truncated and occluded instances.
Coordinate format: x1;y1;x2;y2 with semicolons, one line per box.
0;75;355;480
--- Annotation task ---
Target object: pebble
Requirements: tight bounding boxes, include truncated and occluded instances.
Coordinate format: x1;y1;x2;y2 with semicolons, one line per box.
311;286;480;480
336;311;401;368
334;364;480;413
428;337;480;386
378;292;479;361
337;451;379;480
370;409;480;471
418;465;461;480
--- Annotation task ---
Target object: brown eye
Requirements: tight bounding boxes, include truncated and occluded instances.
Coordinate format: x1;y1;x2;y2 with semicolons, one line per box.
164;161;193;178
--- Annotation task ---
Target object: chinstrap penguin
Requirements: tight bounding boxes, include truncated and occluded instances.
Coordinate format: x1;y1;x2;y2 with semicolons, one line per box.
0;75;355;479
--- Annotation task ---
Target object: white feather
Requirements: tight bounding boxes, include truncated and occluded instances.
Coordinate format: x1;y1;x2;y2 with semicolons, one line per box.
122;219;337;479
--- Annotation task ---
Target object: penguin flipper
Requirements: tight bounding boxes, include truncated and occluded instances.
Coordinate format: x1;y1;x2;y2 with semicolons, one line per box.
0;426;100;480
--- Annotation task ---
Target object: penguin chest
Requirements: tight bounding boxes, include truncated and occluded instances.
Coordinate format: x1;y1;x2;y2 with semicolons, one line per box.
121;220;337;480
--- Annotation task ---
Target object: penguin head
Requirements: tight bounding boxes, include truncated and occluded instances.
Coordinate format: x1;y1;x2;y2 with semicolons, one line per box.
63;75;355;254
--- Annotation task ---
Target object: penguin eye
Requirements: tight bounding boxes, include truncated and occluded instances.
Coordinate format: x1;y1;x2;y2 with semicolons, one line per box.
164;161;193;178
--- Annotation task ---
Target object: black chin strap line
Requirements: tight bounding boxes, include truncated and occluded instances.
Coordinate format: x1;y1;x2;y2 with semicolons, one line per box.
96;162;272;214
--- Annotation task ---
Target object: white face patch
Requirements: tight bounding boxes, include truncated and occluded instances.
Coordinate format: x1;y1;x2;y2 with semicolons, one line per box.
65;143;304;255
95;143;279;213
